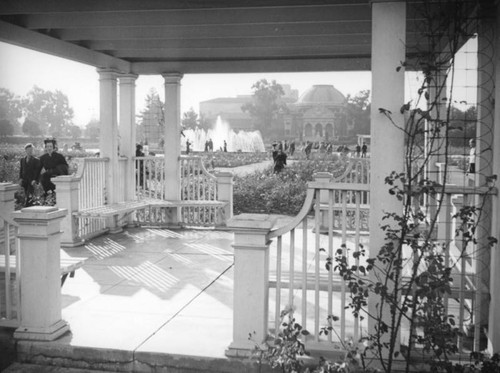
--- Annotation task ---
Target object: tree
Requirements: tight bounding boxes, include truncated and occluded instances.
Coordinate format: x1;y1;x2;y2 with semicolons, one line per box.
22;118;44;137
0;119;14;137
22;86;74;136
85;119;100;140
0;88;23;134
181;107;199;130
68;125;82;139
346;90;371;135
241;79;288;137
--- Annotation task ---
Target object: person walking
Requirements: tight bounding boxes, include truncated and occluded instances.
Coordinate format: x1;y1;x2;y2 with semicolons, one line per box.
136;144;146;189
39;139;68;196
19;143;41;206
361;142;368;158
223;140;227;152
274;149;287;173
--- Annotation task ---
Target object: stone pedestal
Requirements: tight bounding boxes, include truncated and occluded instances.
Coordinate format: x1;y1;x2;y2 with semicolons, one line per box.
12;206;70;341
53;176;83;247
226;214;276;357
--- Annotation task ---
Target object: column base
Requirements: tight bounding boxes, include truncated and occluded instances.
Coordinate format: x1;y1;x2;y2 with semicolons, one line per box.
225;340;257;358
60;239;85;248
14;319;70;341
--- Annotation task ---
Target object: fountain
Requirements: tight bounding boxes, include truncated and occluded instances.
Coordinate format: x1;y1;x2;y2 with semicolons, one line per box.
182;116;265;152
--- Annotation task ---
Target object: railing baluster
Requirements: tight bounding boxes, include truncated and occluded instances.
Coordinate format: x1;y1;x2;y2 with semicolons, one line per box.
289;229;295;308
327;189;334;343
301;217;308;333
314;190;321;341
275;235;282;335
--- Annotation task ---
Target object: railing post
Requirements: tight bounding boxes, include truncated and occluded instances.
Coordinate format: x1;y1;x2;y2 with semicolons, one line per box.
313;172;333;233
215;171;234;223
12;206;70;341
53;176;84;247
226;214;276;357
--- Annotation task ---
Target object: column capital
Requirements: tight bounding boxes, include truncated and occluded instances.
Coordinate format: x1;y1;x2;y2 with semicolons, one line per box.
162;72;184;84
119;73;138;84
97;68;120;80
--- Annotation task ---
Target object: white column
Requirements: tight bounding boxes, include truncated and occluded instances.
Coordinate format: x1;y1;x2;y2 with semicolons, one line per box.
119;74;138;202
368;0;406;339
98;68;119;204
12;206;70;341
488;3;500;354
162;73;183;201
474;10;496;351
226;214;276;357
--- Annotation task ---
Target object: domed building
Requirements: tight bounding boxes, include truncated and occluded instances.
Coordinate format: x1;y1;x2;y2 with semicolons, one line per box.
284;85;353;141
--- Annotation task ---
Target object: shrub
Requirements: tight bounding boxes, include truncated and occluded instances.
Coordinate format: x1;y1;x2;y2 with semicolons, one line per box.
233;155;347;215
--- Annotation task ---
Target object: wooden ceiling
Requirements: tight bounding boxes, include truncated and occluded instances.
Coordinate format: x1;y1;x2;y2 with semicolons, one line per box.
0;0;477;75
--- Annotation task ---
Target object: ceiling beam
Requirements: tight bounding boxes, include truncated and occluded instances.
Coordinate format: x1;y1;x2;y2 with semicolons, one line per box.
0;20;131;71
113;44;371;60
54;21;373;41
132;56;372;75
86;35;372;51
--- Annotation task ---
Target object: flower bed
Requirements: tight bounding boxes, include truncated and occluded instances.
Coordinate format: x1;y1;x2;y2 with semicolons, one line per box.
233;155;347;215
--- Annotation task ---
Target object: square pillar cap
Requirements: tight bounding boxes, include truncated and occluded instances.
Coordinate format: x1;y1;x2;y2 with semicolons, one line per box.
228;214;277;230
13;206;67;221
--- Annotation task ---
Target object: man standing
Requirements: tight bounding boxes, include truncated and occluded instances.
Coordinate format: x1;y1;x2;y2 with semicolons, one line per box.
19;143;41;206
39;139;69;195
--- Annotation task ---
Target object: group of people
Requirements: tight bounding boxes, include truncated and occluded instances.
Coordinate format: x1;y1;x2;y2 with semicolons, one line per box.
18;139;69;206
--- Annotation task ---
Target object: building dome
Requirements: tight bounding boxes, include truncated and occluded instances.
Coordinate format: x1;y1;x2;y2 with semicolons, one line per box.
296;85;346;106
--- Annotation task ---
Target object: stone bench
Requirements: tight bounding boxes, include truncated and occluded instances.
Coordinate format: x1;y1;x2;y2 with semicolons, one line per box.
74;198;229;230
0;255;87;287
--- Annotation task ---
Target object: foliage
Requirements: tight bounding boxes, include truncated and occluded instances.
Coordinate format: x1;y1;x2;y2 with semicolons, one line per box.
0;88;23;126
0;119;15;137
233;155;346;215
252;309;310;373
138;88;164;127
22;118;44;137
346;90;371;136
23;86;74;136
242;79;288;138
201;151;269;168
85;119;100;140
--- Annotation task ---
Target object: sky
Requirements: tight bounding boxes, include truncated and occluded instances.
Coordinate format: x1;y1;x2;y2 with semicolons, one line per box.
0;38;476;128
0;41;372;127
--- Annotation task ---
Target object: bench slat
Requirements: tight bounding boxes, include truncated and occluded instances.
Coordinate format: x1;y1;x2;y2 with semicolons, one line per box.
74;198;228;218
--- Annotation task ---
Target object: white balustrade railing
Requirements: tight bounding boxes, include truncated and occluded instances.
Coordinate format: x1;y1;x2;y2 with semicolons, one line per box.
134;155;224;227
268;181;370;351
74;158;108;239
0;183;20;328
261;179;495;355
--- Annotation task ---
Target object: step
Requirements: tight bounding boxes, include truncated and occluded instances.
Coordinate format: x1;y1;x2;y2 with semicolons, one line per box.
3;363;111;373
13;342;276;373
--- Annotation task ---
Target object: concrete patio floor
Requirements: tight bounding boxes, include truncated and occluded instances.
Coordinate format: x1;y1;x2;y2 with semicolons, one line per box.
59;227;236;358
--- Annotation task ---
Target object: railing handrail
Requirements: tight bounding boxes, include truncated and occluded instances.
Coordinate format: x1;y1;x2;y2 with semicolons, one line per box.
333;159;370;184
180;155;217;182
270;181;369;239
